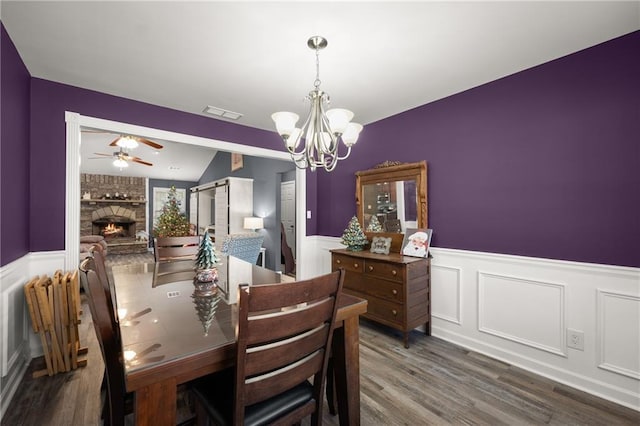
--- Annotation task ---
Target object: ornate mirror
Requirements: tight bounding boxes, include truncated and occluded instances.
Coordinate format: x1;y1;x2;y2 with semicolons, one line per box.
356;161;427;234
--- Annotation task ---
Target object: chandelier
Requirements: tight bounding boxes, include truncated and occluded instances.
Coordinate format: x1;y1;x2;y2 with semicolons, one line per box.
272;36;363;172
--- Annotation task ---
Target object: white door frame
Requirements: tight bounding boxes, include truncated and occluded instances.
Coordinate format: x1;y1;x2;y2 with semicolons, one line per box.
65;112;307;277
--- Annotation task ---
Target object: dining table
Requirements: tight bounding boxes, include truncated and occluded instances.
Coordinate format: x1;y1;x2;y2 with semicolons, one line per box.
109;255;367;426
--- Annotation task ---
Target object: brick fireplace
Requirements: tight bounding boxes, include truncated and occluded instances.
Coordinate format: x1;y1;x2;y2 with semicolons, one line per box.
80;174;148;255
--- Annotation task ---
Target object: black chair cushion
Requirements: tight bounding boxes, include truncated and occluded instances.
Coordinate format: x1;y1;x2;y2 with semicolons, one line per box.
192;368;314;426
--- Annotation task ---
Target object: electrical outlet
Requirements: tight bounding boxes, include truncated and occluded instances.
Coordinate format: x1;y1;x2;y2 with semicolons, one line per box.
567;328;585;351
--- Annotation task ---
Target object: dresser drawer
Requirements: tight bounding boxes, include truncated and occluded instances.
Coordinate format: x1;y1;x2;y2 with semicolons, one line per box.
364;277;404;303
365;296;404;327
364;259;403;283
332;254;364;273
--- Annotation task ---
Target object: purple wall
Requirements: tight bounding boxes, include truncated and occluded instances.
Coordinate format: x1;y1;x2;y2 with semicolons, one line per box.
1;23;31;265
28;78;286;254
2;26;637;268
317;31;640;267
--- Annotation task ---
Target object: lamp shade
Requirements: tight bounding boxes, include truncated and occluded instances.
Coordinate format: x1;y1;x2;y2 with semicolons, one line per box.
243;217;264;231
271;112;299;137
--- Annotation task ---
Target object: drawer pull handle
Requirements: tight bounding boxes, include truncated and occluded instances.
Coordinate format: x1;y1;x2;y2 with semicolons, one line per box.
368;266;374;272
336;259;341;264
392;289;398;295
391;270;397;276
392;309;397;316
354;263;359;268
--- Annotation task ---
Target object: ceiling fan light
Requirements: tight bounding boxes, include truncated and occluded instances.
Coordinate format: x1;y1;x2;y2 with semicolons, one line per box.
342;122;363;146
116;136;139;149
326;108;354;135
113;158;129;168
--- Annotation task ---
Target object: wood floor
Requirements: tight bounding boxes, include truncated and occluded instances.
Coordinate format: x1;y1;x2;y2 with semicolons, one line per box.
4;257;639;425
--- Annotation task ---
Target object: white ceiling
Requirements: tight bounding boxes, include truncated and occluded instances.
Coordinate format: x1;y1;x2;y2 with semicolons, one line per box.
78;131;218;181
2;1;638;179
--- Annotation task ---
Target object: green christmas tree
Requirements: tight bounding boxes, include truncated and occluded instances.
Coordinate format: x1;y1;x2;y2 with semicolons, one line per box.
341;216;368;251
366;215;383;232
153;186;190;237
195;232;220;270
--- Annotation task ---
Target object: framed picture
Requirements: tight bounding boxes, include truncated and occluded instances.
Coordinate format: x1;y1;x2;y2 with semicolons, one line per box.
401;228;432;258
370;236;392;255
231;153;243;171
153;187;186;226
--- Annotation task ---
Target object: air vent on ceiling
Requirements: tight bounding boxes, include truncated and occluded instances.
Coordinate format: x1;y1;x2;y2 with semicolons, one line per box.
203;105;243;120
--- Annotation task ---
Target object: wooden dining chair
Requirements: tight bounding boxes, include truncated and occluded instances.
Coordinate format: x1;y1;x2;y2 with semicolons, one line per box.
154;235;200;262
191;269;345;426
88;243;121;319
79;258;128;426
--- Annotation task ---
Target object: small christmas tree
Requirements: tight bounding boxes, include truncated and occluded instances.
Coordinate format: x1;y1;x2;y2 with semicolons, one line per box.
341;216;368;251
366;215;383;232
154;186;190;237
195;232;220;271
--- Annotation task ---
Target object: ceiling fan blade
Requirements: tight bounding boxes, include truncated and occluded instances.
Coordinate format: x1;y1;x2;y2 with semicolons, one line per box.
108;137;122;147
131;157;153;166
137;137;163;149
92;152;113;157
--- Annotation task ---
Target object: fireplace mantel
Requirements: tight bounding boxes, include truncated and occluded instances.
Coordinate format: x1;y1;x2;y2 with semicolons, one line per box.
81;199;146;205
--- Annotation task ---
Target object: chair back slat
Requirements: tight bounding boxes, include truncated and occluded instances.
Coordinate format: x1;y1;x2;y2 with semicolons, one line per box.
247;277;338;311
232;269;345;425
243;349;324;406
246;298;334;345
244;324;329;376
154;236;200;262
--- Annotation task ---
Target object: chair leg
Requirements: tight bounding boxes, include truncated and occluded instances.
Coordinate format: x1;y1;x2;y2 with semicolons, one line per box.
326;357;338;416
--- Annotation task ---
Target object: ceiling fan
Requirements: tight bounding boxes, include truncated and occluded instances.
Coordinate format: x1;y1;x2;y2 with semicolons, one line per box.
108;135;163;150
90;148;153;167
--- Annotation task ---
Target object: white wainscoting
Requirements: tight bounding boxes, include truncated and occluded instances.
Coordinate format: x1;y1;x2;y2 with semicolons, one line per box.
0;251;66;421
478;271;566;356
431;265;462;325
304;237;640;411
4;242;639;415
597;289;640;380
430;247;640;411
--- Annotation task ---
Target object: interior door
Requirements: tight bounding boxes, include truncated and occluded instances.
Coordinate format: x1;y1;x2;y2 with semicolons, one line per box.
280;181;296;255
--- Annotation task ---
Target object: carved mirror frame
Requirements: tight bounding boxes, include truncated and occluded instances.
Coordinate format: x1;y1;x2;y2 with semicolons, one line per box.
356;160;428;236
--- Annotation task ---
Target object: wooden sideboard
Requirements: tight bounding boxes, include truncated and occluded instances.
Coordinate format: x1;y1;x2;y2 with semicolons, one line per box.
331;248;430;348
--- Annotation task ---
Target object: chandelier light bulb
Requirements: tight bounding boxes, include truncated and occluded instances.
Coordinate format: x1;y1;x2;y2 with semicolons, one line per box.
342;122;363;147
326;109;354;135
271;112;299;138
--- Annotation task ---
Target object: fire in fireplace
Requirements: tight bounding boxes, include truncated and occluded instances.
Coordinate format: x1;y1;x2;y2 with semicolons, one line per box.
92;216;136;240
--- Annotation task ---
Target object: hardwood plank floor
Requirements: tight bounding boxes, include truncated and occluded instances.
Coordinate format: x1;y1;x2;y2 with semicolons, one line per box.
5;257;639;425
